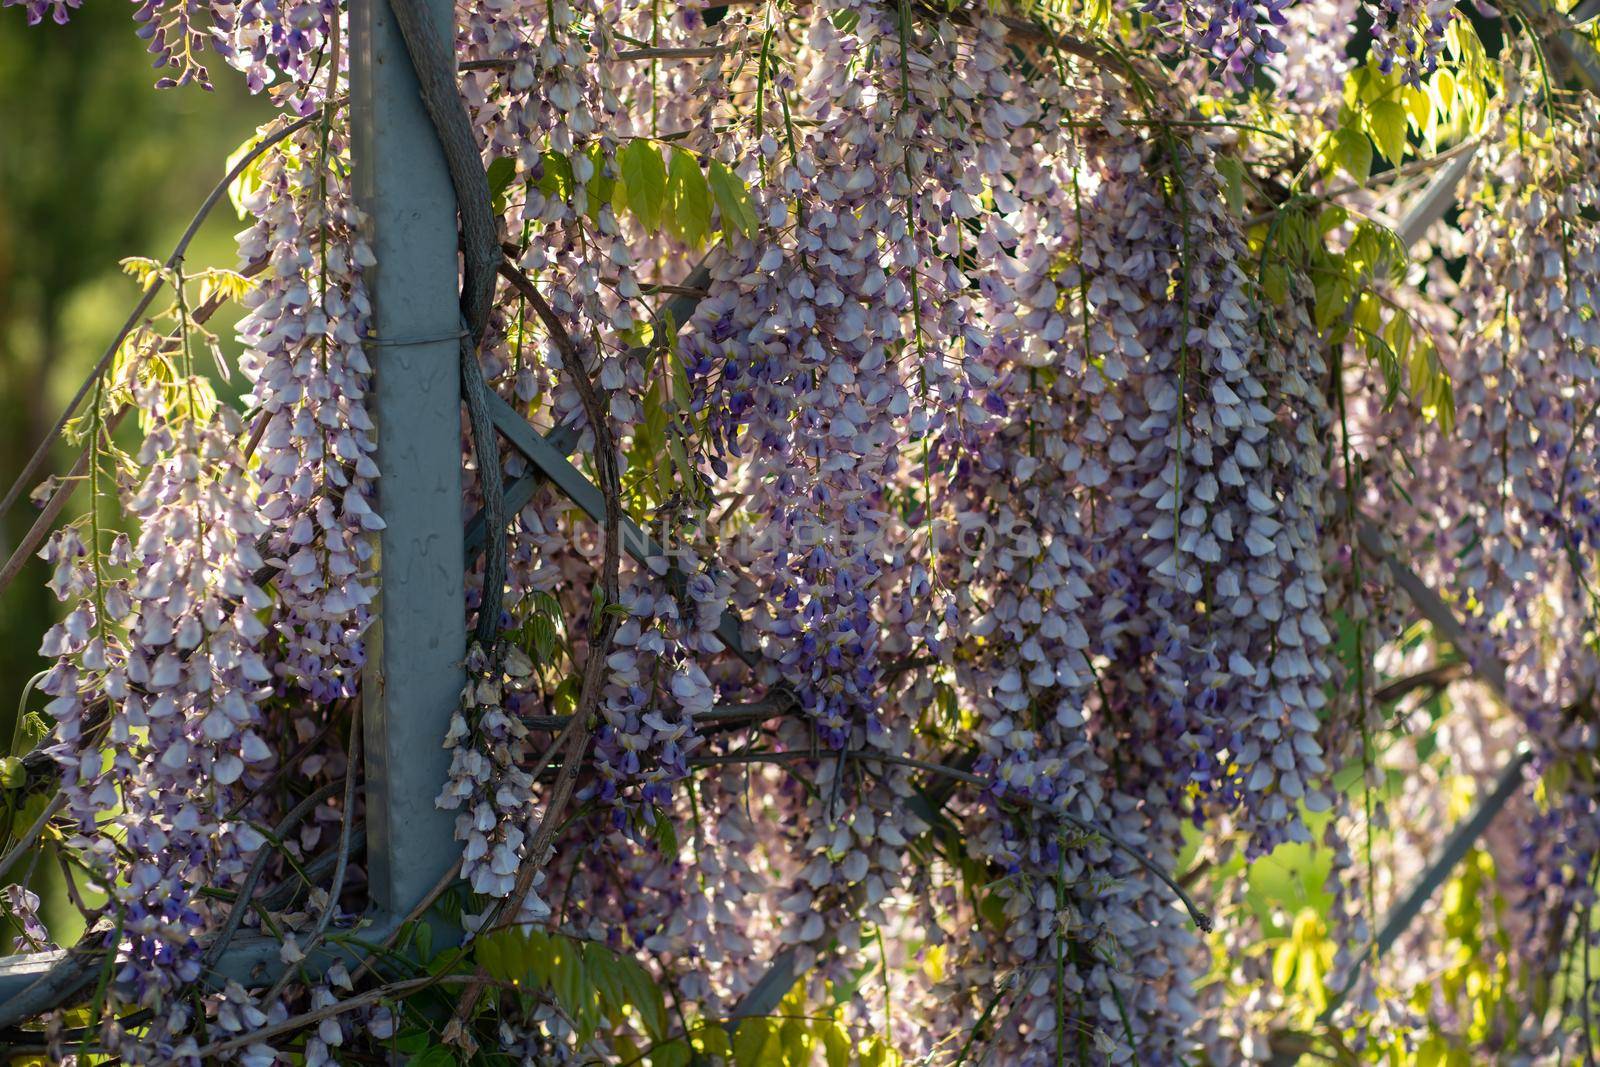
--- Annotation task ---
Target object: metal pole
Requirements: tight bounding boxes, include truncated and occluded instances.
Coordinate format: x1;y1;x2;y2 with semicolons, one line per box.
350;0;465;920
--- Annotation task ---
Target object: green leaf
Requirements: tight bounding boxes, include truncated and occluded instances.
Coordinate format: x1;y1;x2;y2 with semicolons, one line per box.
9;792;48;839
393;1030;436;1054
225;130;270;220
526;929;555;986
708;159;759;242
475;930;512;983
1316;205;1349;235
650;1038;694;1067
487;155;518;215
617;954;669;1039
667;149;713;248
549;937;600;1044
527;613;558;664
779;1012;810;1065
649;806;678;858
412;1048;460;1067
1261;263;1290;307
1312;271;1350;332
620;139;669;232
1332;127;1372;184
698;1023;733;1058
1367;99;1409;164
586;942;627;1025
733;1018;777;1066
823;1024;851;1067
1352;291;1381;337
1215;156;1245;215
584;144;617;224
1385;307;1415;364
1431;372;1456;434
414;920;434;963
1365;329;1401;407
0;757;24;790
537;151;573;201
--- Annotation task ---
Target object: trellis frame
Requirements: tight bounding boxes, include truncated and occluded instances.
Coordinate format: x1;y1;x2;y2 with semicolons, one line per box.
0;0;1595;1046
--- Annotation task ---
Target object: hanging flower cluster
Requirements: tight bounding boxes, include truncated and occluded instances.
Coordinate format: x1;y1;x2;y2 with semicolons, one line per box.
1144;0;1293;79
590;552;729;820
439;642;553;915
236;119;383;704
1367;0;1454;83
1424;83;1600;1005
38;378;276;1049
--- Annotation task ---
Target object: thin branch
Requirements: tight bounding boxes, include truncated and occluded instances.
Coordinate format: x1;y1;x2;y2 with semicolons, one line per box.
523;692;796;732
264;708;361;1003
1354;517;1508;700
1372;661;1470;705
461;46;725;71
202;780;344;974
0;794;66;886
1243;135;1484;228
598;275;711;298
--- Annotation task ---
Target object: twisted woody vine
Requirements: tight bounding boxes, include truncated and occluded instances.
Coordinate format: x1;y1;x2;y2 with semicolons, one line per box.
0;0;1597;1060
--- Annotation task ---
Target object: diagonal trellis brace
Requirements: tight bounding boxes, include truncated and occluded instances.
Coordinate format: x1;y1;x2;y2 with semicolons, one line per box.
1324;745;1533;1018
1258;522;1541;1064
484;391;754;667
459;265;709;563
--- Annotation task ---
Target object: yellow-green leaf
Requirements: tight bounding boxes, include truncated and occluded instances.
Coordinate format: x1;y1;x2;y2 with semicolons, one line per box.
667;148;713;248
708;159;759;241
649;1038;693;1067
1272;940;1297;988
823;1023;851;1067
225;129;271;220
1333;127;1372;184
620;139;668;233
733;1018;777;1066
537;151;573;201
1367;99;1409;164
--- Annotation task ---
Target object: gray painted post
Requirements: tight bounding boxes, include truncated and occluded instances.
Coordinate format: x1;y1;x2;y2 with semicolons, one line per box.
351;0;465;919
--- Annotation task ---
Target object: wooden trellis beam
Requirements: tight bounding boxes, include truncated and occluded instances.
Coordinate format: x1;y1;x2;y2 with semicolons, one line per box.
483;391;754;666
350;0;466;923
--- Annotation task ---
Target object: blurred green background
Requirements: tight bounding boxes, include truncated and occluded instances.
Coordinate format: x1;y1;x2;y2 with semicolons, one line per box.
1;6;269;936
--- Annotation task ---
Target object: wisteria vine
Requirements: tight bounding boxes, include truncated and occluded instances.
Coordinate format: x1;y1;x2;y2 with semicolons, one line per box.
1;0;1598;1063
